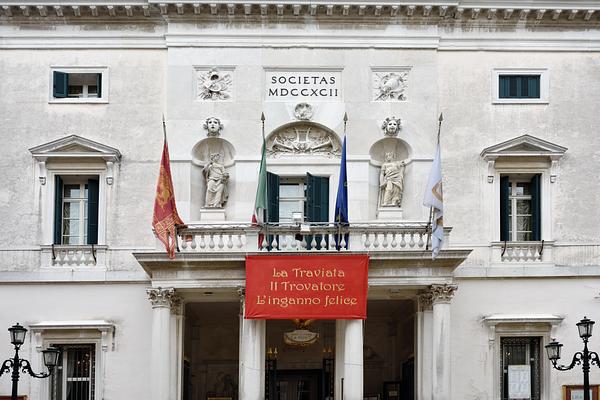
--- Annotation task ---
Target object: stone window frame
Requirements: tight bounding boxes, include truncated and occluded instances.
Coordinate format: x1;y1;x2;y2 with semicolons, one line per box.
483;314;563;400
29;321;115;400
492;68;549;104
49;66;110;104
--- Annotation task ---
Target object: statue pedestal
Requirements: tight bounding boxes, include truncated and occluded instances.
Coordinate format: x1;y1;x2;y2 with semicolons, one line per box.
199;208;226;221
377;207;403;221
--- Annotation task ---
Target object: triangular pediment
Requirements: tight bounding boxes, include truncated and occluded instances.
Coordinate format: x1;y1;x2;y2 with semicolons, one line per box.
481;134;567;160
29;135;121;162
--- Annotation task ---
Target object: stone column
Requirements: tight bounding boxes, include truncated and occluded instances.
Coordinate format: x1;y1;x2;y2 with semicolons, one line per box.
147;287;177;400
238;289;265;400
334;320;346;400
417;292;433;400
430;284;457;400
343;319;364;400
170;295;184;400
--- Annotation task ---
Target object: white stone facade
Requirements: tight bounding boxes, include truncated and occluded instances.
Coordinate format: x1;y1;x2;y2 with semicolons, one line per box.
1;1;600;399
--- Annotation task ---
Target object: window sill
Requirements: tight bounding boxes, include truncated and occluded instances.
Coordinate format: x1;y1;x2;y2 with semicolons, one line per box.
49;98;108;104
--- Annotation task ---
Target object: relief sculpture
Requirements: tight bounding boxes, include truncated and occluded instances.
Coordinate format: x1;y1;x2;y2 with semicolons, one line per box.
267;124;341;157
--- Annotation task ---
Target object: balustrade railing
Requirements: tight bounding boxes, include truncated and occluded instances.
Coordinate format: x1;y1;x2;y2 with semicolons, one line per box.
492;241;549;263
40;245;106;268
177;222;437;254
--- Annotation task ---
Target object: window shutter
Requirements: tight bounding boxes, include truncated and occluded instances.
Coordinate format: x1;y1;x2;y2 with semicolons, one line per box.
500;176;509;241
499;76;509;98
528;76;540;98
96;73;102;98
53;71;69;98
87;178;99;245
266;172;279;223
531;174;541;241
306;173;329;223
53;176;63;244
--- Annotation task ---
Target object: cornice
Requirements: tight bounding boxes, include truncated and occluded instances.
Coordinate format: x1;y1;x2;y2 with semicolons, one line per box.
0;1;599;22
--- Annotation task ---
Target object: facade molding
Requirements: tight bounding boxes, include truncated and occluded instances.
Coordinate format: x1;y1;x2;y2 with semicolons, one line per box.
29;134;122;162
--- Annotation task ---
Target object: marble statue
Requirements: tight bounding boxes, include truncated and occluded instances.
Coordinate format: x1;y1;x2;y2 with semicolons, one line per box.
203;153;229;208
379;152;406;207
381;117;401;136
203;117;223;137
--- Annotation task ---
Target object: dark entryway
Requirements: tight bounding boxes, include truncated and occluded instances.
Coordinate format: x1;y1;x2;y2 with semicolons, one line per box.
276;369;322;400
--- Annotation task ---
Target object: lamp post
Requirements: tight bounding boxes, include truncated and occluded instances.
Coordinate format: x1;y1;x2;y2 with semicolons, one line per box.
0;323;60;400
545;316;600;400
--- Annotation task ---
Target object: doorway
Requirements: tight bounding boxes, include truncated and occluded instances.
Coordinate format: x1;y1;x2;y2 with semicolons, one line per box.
277;369;321;400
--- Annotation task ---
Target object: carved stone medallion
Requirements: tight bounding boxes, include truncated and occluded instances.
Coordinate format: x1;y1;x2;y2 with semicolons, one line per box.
373;70;409;101
267;123;341;158
294;102;313;120
381;116;402;137
196;67;233;101
203;117;223;137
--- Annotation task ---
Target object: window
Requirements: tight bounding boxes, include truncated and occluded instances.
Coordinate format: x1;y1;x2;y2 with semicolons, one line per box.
499;75;540;99
500;175;541;242
492;69;548;104
54;176;99;245
50;68;108;103
267;173;329;224
501;337;541;400
50;344;96;400
278;178;306;223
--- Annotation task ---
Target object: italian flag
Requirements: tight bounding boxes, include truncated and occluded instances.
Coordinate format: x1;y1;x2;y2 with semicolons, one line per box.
252;129;268;225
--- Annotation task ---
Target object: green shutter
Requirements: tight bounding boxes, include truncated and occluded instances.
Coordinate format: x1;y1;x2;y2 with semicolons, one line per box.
266;172;279;223
54;176;63;244
500;176;509;241
499;76;509;98
96;73;102;98
531;174;541;241
528;76;540;98
87;178;99;245
53;71;68;98
306;173;329;249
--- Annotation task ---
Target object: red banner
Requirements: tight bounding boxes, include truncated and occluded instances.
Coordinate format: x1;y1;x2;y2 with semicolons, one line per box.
245;254;369;319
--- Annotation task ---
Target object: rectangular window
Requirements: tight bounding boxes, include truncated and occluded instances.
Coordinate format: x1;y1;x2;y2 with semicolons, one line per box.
54;176;99;245
492;69;548;104
500;175;540;242
50;68;108;103
50;344;96;400
501;337;541;400
499;75;541;99
278;178;306;223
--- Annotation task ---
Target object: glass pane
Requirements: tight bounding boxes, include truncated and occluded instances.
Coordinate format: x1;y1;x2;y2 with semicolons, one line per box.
279;201;303;221
515;182;531;196
517;232;532;241
87;86;98;96
67;85;83;97
68;220;80;237
280;184;303;198
517;216;531;232
64;185;81;199
63;202;81;219
516;200;531;215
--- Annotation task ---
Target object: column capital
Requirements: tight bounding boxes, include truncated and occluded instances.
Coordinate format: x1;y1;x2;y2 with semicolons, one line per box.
147;287;176;308
417;292;433;311
170;294;184;315
430;284;458;304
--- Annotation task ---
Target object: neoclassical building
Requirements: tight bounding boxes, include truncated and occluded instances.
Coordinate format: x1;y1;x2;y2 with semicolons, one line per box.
1;1;600;399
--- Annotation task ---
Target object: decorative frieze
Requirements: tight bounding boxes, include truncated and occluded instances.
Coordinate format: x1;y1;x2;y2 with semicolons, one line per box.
372;69;409;101
147;287;177;308
196;67;234;101
430;284;458;304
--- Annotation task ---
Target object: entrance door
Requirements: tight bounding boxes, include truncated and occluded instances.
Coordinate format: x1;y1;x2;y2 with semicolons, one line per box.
277;370;321;400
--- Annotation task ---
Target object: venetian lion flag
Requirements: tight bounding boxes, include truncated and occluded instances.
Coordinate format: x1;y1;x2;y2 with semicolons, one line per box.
423;142;444;259
152;121;184;259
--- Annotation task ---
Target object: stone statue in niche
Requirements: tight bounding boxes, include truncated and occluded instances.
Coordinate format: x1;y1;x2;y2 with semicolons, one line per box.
197;67;232;101
203;153;229;208
379;152;406;207
373;71;409;101
381;117;401;137
203;117;223;137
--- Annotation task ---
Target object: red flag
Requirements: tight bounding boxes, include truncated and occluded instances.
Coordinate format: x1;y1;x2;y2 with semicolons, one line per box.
152;135;184;258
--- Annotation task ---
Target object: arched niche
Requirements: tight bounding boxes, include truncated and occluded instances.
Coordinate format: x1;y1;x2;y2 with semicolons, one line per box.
266;122;342;158
369;137;412;166
190;138;236;219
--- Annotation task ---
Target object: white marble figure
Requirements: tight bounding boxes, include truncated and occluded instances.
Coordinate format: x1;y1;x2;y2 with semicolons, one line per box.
203;153;229;208
381;117;401;136
203;117;223;137
379;152;406;207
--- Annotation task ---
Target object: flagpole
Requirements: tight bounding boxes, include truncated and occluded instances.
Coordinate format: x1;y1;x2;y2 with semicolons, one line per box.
162;114;167;141
337;112;348;249
426;113;444;251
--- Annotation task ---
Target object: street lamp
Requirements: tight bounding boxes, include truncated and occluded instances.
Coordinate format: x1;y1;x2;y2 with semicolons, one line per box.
545;316;600;400
0;323;60;400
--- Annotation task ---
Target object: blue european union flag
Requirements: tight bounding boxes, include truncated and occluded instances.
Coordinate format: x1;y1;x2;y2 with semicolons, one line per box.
334;136;348;249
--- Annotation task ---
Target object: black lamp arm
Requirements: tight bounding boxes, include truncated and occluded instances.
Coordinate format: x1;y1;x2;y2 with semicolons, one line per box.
552;351;584;371
0;359;13;377
19;358;51;379
590;351;600;368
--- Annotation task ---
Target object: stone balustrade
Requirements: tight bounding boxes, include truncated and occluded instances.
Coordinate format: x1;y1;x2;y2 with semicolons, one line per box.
177;222;443;253
40;245;107;268
491;241;553;263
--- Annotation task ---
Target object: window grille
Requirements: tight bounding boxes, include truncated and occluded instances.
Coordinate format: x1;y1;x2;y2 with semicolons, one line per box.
50;344;96;400
501;337;541;400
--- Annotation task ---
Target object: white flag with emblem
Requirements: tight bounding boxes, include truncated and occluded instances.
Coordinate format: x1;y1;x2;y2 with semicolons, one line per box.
423;143;444;259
